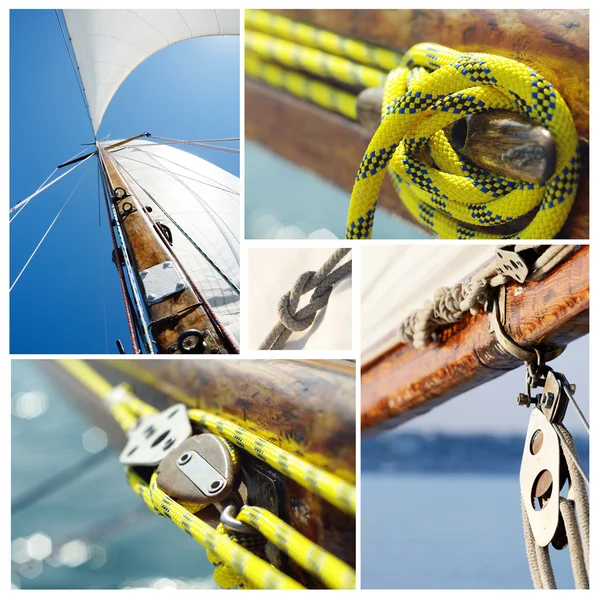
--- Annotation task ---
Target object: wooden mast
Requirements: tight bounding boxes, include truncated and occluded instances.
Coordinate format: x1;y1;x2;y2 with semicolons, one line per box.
97;142;237;354
361;246;589;433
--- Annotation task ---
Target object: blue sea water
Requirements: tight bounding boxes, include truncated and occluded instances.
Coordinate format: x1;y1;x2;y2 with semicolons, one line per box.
245;141;428;240
11;361;215;589
362;473;578;589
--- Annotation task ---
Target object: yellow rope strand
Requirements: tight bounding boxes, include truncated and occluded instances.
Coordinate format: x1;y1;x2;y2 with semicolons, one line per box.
246;52;357;120
126;469;304;590
245;9;403;71
238;506;356;589
188;409;356;517
245;13;580;240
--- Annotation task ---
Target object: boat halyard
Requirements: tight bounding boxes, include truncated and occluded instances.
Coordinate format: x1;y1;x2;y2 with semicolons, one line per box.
10;10;240;354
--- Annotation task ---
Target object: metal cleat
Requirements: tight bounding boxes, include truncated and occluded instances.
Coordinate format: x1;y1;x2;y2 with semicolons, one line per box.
157;434;236;504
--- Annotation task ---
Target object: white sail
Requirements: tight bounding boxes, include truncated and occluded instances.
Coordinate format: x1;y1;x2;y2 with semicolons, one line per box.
63;9;240;132
107;139;240;342
362;246;493;354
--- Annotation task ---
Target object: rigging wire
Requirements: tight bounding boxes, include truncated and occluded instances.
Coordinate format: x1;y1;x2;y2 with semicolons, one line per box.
97;164;109;353
55;10;95;138
10;162;91;292
9;152;94;220
109;149;240;196
126;140;240;154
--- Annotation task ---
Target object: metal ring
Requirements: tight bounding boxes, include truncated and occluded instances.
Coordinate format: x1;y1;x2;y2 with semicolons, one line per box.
489;295;565;364
113;186;128;200
219;503;256;535
122;202;134;215
177;330;206;354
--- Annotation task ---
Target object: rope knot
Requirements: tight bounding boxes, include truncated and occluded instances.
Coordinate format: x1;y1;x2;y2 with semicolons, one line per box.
260;249;352;350
347;42;579;240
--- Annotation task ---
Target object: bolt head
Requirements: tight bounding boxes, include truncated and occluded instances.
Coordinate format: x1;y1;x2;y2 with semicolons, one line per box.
177;452;192;466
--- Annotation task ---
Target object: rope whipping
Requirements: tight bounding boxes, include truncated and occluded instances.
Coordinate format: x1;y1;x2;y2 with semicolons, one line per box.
58;360;356;589
391;245;576;349
244;10;580;240
259;248;352;350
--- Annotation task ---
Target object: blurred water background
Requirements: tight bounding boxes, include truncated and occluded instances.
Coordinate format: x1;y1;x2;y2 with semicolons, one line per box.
361;337;589;589
11;360;216;590
245;141;428;240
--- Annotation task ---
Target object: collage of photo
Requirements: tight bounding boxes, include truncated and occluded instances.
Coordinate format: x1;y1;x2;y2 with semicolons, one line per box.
9;6;590;592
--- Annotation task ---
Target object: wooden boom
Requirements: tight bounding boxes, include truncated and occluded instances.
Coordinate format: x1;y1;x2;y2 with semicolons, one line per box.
361;245;589;433
97;144;235;354
246;9;589;238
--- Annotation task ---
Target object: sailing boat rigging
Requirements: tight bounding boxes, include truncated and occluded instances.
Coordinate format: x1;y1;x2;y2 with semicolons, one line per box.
10;9;240;354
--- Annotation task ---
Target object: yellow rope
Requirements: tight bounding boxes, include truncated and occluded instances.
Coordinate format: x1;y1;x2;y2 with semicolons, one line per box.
57;360;356;589
126;469;303;590
188;409;356;517
347;43;579;239
245;12;580;240
238;506;356;589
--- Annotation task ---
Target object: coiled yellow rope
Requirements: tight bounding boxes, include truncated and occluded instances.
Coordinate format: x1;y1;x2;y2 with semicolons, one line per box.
245;10;580;240
58;360;356;589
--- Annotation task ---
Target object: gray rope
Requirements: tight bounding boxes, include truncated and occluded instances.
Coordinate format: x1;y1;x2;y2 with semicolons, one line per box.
259;248;352;350
560;498;589;589
396;245;574;349
522;425;589;589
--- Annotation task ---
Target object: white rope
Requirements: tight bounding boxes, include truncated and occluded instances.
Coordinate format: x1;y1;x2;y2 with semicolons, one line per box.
10;163;91;292
396;245;575;348
10;152;94;221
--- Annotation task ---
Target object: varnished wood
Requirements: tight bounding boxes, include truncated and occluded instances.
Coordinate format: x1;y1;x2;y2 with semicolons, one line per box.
246;9;589;239
98;145;232;353
361;246;589;432
47;359;356;586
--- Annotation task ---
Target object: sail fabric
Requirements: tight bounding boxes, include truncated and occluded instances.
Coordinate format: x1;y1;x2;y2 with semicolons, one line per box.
63;9;240;133
361;246;492;354
107;139;240;342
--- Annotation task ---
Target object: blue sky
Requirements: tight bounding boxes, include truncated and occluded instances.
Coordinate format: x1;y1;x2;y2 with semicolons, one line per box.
10;10;240;354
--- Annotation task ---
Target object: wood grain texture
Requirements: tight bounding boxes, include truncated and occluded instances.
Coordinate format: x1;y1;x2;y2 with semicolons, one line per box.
88;359;356;582
246;9;589;239
361;246;589;433
98;146;230;353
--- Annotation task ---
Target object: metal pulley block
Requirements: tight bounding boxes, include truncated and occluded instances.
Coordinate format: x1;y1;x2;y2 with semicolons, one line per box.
156;434;236;504
520;408;563;547
495;245;539;283
119;403;191;466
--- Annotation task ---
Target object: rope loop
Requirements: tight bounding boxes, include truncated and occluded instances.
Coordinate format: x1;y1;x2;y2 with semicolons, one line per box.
347;43;580;239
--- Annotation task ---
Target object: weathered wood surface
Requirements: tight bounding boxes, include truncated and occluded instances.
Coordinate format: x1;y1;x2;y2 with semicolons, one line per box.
98;146;231;353
246;9;589;239
361;246;589;432
49;359;356;584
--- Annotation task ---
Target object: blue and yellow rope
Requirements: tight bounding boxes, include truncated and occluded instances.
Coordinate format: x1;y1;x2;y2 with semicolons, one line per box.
245;10;580;240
